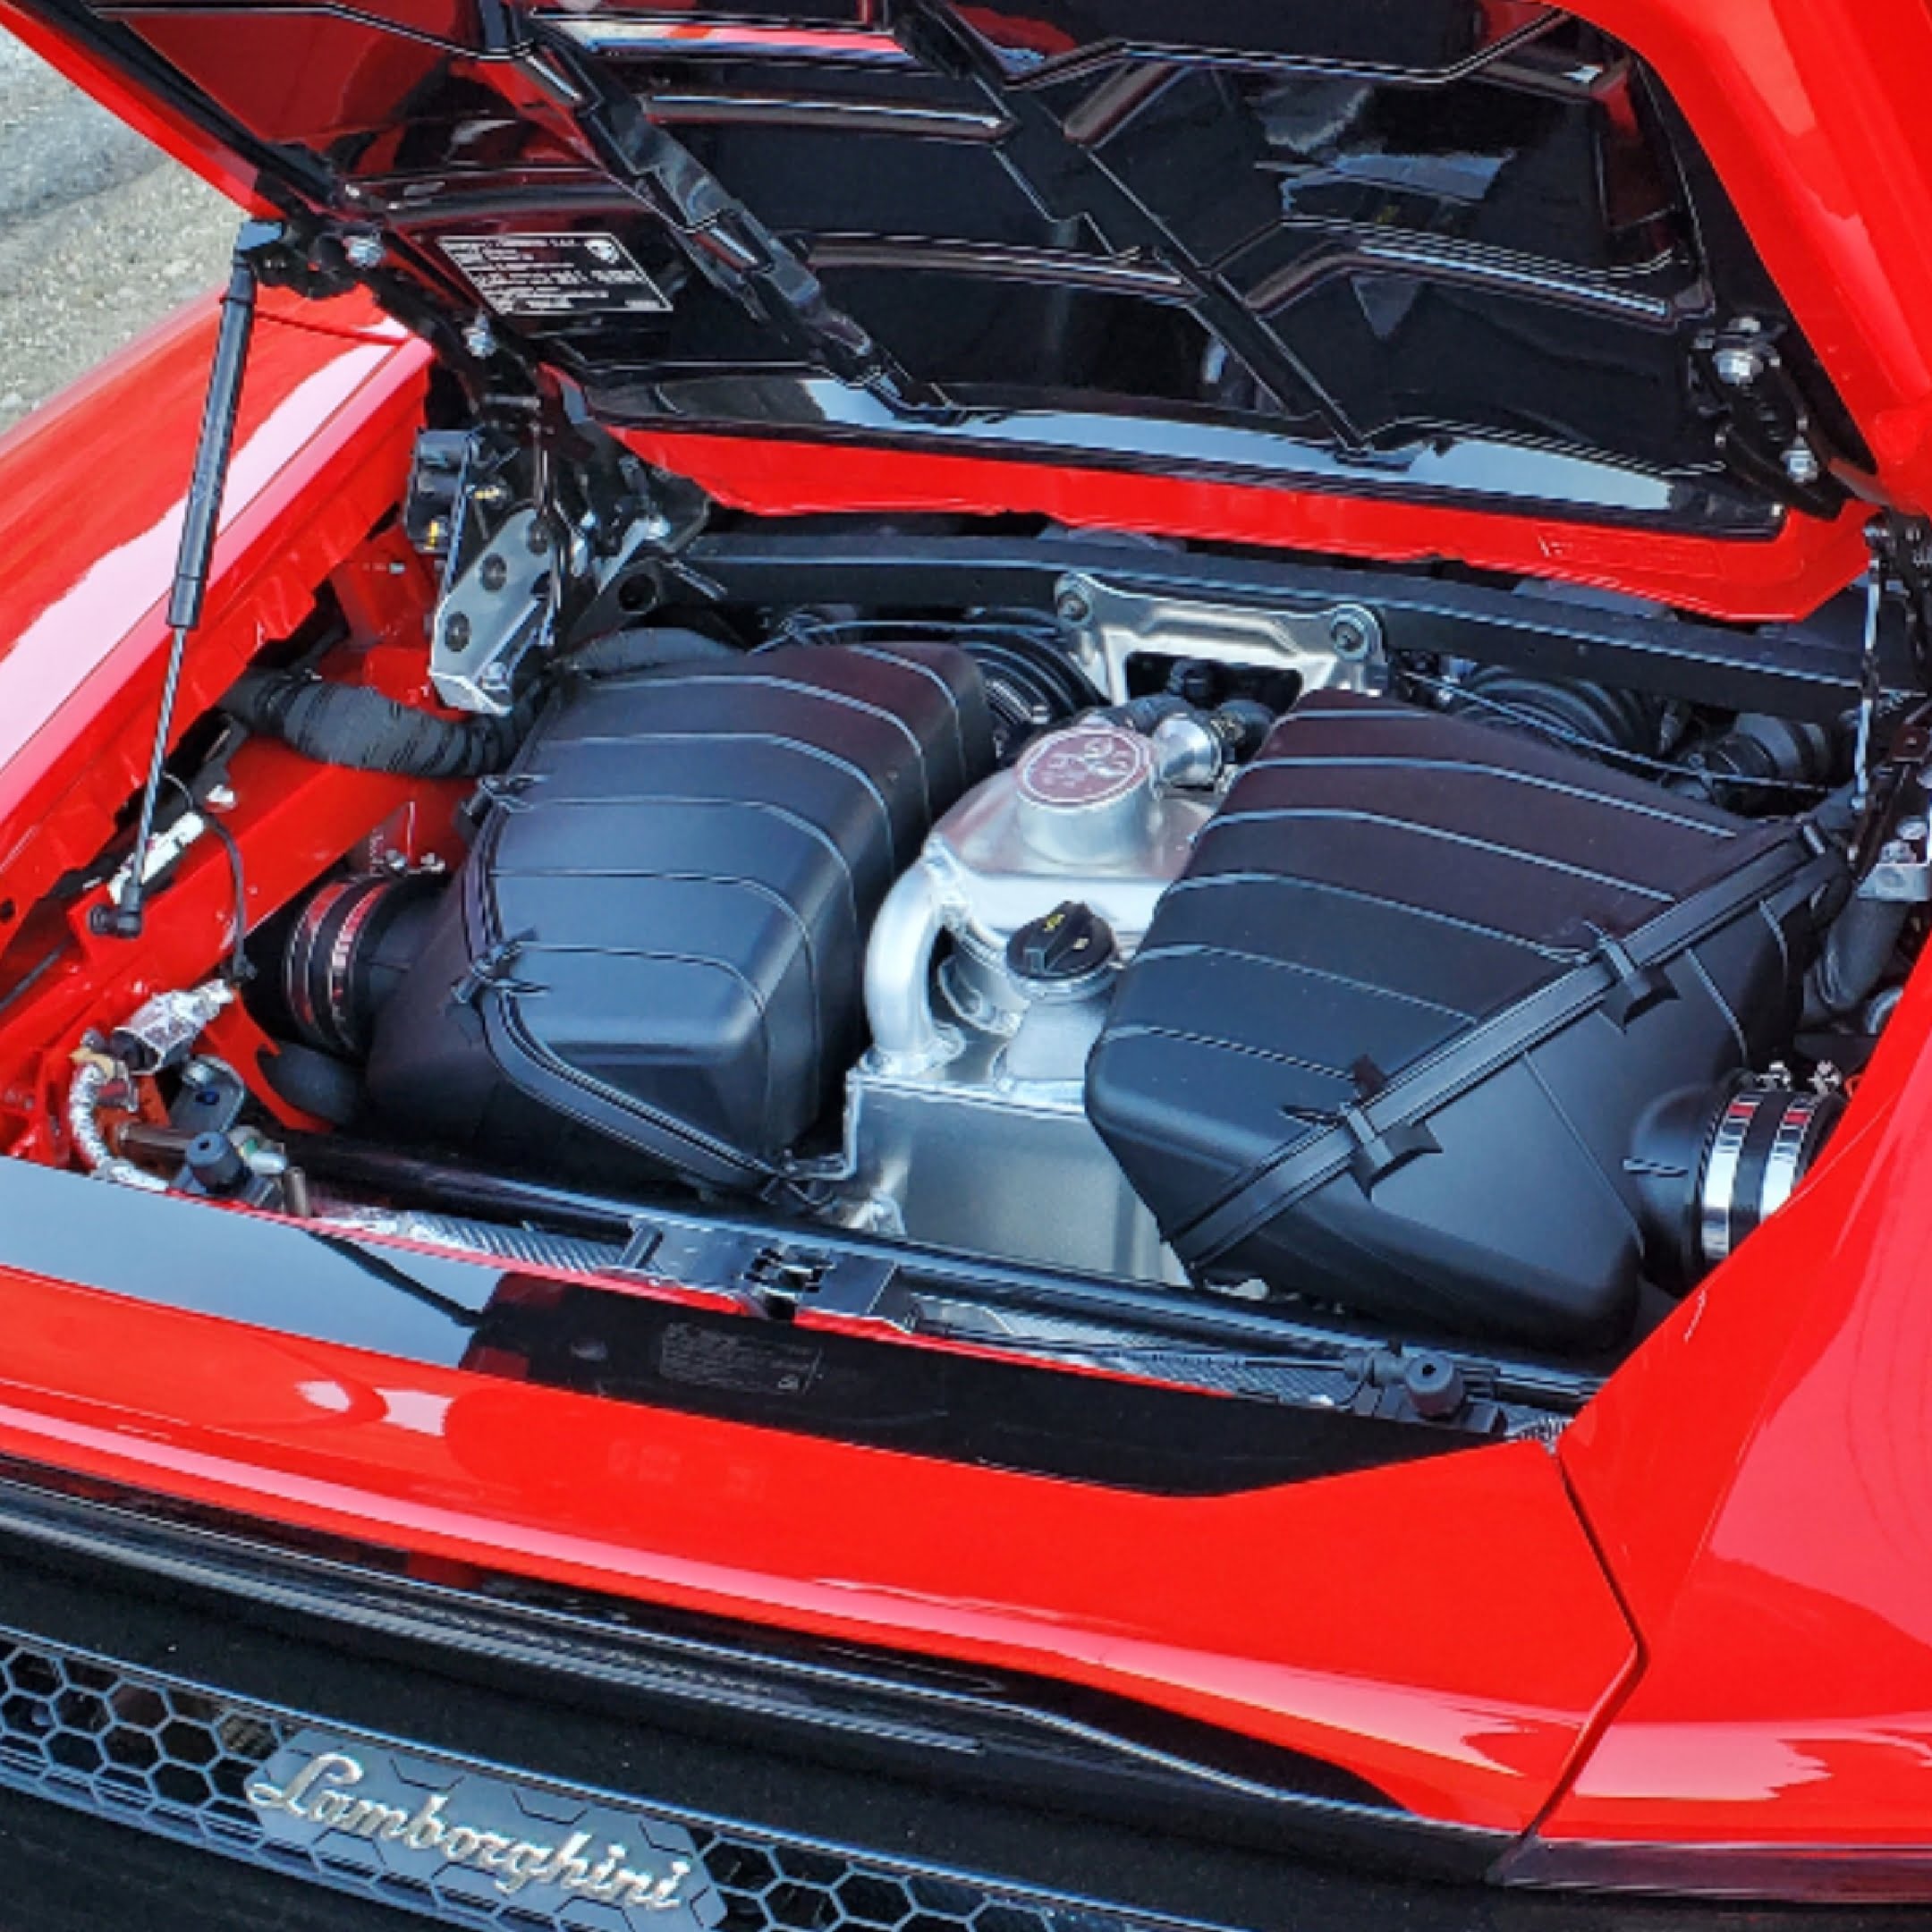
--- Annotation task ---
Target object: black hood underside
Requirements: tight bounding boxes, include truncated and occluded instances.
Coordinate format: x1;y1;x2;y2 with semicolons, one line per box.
26;0;1870;529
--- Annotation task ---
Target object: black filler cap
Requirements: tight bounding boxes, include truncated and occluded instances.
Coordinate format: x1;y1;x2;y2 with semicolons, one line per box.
1006;901;1116;988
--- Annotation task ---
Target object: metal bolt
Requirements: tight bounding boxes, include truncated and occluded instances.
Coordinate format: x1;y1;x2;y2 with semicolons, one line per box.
1900;818;1930;843
636;509;674;544
479;552;509;593
1328;608;1375;659
1783;444;1821;486
1055;588;1092;625
203;783;236;813
477;663;513;696
1880;838;1916;865
342;233;384;270
462;315;497;360
1712;343;1765;387
443;612;472;653
525;519;551;555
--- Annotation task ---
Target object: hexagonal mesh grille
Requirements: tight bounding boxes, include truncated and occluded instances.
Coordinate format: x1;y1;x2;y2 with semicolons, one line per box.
0;1625;1152;1932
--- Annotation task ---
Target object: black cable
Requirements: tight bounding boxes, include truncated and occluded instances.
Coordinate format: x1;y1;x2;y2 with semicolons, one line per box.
1400;666;1833;796
163;775;251;985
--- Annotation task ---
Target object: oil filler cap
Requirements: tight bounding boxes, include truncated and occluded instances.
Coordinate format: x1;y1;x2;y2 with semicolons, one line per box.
1007;901;1116;990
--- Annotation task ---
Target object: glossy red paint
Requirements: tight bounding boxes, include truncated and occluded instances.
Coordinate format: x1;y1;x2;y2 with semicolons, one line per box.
0;1256;1635;1834
614;428;1874;626
0;287;429;938
1538;949;1932;1846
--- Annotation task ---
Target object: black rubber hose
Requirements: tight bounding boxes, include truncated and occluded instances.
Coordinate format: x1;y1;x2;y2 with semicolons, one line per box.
1809;893;1910;1018
222;670;534;778
1100;692;1189;733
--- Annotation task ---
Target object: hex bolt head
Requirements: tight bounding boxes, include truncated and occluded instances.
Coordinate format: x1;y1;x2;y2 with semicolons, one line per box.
477;663;513;697
342;233;384;269
1328;608;1374;659
462;315;497;360
1055;588;1092;624
1712;343;1765;387
1783;444;1822;486
443;612;472;654
479;553;509;593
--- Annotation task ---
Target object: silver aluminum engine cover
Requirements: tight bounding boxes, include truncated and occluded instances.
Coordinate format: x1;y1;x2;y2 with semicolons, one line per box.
841;721;1213;1281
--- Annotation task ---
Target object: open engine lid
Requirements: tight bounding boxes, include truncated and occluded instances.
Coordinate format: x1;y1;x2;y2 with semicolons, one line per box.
4;0;1930;562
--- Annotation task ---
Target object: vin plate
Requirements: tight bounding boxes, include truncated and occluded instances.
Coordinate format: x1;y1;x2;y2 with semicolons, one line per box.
438;232;671;318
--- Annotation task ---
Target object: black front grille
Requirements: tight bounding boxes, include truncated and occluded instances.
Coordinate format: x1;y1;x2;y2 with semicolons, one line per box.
0;1623;1159;1932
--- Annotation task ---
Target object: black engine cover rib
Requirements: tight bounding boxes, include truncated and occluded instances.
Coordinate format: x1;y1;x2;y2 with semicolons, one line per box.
1087;692;1837;1351
367;640;994;1189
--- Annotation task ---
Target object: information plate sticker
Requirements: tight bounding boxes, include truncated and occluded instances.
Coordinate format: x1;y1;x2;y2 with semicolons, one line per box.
438;232;671;318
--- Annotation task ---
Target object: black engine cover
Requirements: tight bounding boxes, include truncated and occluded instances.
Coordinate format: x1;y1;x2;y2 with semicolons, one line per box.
367;640;994;1188
1085;693;1839;1351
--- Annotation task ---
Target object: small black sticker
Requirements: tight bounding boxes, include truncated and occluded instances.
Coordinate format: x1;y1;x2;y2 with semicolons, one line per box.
438;232;671;318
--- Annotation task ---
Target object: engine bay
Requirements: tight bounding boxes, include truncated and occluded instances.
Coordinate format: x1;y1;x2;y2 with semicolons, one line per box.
2;411;1926;1445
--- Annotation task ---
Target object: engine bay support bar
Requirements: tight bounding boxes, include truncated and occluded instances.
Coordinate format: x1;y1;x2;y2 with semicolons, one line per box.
673;531;1893;721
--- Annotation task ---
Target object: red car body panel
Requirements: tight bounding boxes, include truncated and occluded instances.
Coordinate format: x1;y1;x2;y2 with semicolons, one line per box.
0;1261;1638;1833
0;289;430;936
0;0;1930;1891
1545;952;1932;1849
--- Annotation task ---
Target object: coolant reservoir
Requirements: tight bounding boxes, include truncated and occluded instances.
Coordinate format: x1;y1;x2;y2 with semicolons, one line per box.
929;722;1210;973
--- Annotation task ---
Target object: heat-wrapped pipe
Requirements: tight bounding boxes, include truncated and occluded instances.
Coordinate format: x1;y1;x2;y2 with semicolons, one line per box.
67;1059;168;1192
223;671;536;778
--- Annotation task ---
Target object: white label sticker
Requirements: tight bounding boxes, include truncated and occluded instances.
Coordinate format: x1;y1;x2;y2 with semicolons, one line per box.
438;232;671;318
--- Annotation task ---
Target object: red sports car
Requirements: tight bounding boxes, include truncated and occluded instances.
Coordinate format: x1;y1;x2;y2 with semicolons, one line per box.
0;0;1924;1924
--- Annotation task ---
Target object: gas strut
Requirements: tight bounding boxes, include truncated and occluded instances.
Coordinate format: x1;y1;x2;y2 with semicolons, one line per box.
97;219;281;940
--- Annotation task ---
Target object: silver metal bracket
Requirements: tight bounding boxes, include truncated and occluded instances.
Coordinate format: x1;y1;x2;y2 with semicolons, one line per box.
1053;572;1386;704
1860;812;1932;902
429;506;554;716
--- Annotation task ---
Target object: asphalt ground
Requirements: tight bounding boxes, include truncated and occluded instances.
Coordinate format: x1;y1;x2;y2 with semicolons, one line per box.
0;39;235;436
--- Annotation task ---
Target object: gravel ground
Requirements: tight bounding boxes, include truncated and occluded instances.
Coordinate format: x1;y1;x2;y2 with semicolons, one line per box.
0;39;236;434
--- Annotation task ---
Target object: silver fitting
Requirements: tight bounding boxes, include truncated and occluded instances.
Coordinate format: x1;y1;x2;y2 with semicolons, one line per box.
110;980;234;1076
1149;711;1224;790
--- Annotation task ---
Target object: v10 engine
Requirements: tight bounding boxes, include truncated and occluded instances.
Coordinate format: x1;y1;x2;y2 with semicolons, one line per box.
259;637;1849;1354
